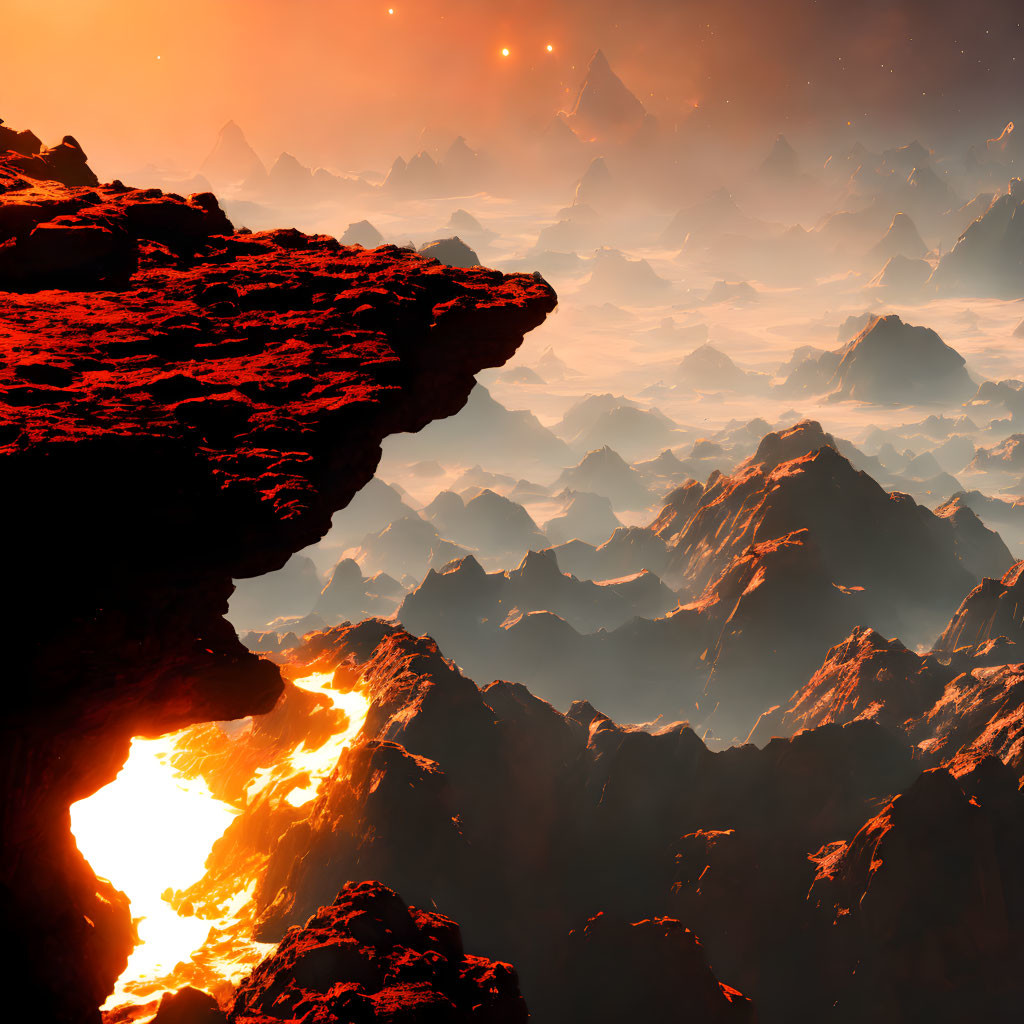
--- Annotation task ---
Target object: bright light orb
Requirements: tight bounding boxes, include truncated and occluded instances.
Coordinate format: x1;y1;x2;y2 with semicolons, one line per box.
387;7;394;13
501;47;510;57
546;44;553;52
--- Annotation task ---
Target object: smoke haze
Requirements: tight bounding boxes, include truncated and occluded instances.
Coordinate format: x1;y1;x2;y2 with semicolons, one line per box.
6;0;1023;176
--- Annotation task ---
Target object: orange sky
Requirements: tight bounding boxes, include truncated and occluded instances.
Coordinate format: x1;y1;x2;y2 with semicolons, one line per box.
5;0;1022;177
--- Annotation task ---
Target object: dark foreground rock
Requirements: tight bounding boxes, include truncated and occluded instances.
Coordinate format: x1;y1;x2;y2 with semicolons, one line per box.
242;621;908;1022
232;881;527;1024
0;121;555;1022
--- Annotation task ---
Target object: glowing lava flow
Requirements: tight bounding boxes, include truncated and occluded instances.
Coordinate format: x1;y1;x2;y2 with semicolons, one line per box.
69;668;370;1010
70;732;253;1007
251;672;370;809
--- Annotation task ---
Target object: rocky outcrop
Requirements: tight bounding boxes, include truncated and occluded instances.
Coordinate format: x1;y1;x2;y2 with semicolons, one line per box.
754;626;956;740
867;211;928;263
422;489;549;561
865;254;932;299
542;490;622;546
0;123;555;1022
547;525;670;581
199;120;266;189
232;881;527;1023
579;248;672;305
339;220;384;248
677;343;760;392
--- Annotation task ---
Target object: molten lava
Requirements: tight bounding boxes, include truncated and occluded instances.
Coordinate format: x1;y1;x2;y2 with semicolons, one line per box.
70;668;370;1012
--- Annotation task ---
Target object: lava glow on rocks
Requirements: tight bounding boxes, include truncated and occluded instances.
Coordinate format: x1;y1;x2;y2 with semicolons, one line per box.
69;670;370;1010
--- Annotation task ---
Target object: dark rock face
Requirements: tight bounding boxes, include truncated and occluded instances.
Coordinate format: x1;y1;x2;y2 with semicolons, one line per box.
154;986;226;1024
0;125;555;1022
227;614;1024;1023
553;912;754;1024
808;761;1024;1021
231;881;527;1024
0;123;98;187
249;622;908;1023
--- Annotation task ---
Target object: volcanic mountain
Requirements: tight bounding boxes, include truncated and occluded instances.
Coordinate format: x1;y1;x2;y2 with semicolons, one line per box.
564;49;648;144
199;120;266;188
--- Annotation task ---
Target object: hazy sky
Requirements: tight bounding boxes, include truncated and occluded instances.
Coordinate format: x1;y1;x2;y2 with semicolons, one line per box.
5;0;1023;177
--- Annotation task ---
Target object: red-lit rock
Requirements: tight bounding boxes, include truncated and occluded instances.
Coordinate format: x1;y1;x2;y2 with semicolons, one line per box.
0;124;555;1023
231;881;527;1024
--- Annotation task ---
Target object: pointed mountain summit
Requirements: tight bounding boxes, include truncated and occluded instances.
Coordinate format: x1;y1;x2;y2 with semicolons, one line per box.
868;211;928;263
760;133;799;179
566;49;647;143
200;120;266;187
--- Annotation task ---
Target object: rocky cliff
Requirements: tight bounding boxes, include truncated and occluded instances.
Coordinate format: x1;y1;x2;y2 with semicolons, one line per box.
0;122;555;1022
